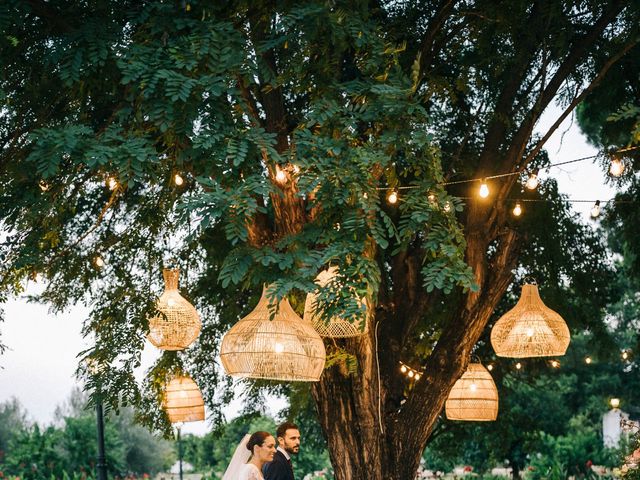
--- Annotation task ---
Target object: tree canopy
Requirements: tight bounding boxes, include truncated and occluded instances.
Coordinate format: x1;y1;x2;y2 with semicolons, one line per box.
1;1;639;478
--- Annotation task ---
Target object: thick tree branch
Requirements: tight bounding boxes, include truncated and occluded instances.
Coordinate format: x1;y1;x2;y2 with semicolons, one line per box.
394;228;520;479
418;0;458;78
498;0;627;174
523;37;640;166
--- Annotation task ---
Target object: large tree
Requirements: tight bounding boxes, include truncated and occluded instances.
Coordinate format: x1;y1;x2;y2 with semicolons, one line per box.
1;1;639;478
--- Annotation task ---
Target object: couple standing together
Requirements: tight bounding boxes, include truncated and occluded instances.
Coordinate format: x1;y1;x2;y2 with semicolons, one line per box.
222;422;301;480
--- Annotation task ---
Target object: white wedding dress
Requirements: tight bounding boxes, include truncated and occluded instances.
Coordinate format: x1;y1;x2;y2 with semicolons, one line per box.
238;463;263;480
222;434;264;480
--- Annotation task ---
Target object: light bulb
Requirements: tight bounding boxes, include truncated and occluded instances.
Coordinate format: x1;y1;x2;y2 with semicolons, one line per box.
387;190;398;204
513;202;522;217
469;383;477;392
174;173;184;186
525;171;539;190
609;158;624;177
585;356;592;364
39;180;49;192
362;192;368;199
275;168;287;183
622;351;629;360
94;255;105;268
408;370;415;378
443;201;452;213
515;362;522;370
274;342;284;354
400;365;408;373
478;180;489;198
414;373;421;381
610;398;620;409
590;201;601;219
427;193;437;204
487;364;494;371
550;360;560;368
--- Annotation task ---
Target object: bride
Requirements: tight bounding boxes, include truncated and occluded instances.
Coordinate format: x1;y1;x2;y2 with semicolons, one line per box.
222;431;277;480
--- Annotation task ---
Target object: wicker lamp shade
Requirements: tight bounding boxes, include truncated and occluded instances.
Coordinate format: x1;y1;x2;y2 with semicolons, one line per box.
491;283;570;358
163;375;205;423
148;269;201;351
220;286;326;381
303;267;369;338
445;363;499;421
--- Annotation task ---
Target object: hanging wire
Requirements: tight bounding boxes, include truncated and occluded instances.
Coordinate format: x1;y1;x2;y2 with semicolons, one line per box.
374;146;639;191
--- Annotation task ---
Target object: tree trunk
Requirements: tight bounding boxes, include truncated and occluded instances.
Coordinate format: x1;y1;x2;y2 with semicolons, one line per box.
311;228;521;479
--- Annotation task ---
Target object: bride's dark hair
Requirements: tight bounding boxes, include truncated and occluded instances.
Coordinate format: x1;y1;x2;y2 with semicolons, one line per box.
246;431;272;452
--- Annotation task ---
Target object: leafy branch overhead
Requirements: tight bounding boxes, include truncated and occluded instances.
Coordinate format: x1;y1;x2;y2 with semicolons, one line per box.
1;1;638;478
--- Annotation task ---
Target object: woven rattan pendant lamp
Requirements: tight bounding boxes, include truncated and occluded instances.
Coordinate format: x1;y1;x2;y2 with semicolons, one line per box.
491;282;570;358
163;375;205;423
148;268;201;351
303;267;369;338
445;363;499;421
220;286;326;381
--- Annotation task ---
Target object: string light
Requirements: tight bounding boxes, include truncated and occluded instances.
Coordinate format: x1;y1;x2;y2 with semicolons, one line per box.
609;158;625;177
387;189;399;205
590;201;601;219
399;361;422;381
512;202;522;217
550;360;560;368
38;180;49;192
585;356;592;364
174;173;184;186
443;201;452;213
610;398;620;409
275;169;287;183
515;362;522;370
622;350;629;361
372;147;637;194
107;176;118;191
427;192;437;205
525;170;539;190
486;364;494;371
478;179;490;198
93;255;105;268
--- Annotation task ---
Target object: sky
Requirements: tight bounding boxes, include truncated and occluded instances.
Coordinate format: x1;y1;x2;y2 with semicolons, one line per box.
0;105;617;436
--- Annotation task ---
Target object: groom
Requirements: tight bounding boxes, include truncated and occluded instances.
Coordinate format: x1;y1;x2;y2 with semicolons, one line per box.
263;421;300;480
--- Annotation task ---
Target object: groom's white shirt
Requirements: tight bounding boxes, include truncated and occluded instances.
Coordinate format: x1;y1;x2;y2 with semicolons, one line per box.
277;446;291;461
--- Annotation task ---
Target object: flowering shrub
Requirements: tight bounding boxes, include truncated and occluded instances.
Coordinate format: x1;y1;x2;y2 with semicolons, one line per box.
615;434;640;480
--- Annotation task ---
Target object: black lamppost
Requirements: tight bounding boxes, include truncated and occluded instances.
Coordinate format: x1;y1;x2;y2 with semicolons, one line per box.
87;359;107;480
176;423;184;480
95;393;107;480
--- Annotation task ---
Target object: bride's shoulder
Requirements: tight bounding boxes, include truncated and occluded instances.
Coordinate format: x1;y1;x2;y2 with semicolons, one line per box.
239;463;263;480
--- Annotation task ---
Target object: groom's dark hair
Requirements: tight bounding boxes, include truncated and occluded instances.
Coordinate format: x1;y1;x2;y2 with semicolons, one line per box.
276;421;299;439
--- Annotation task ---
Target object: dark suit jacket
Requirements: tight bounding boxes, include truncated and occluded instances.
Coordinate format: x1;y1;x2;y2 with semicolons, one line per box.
263;449;294;480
